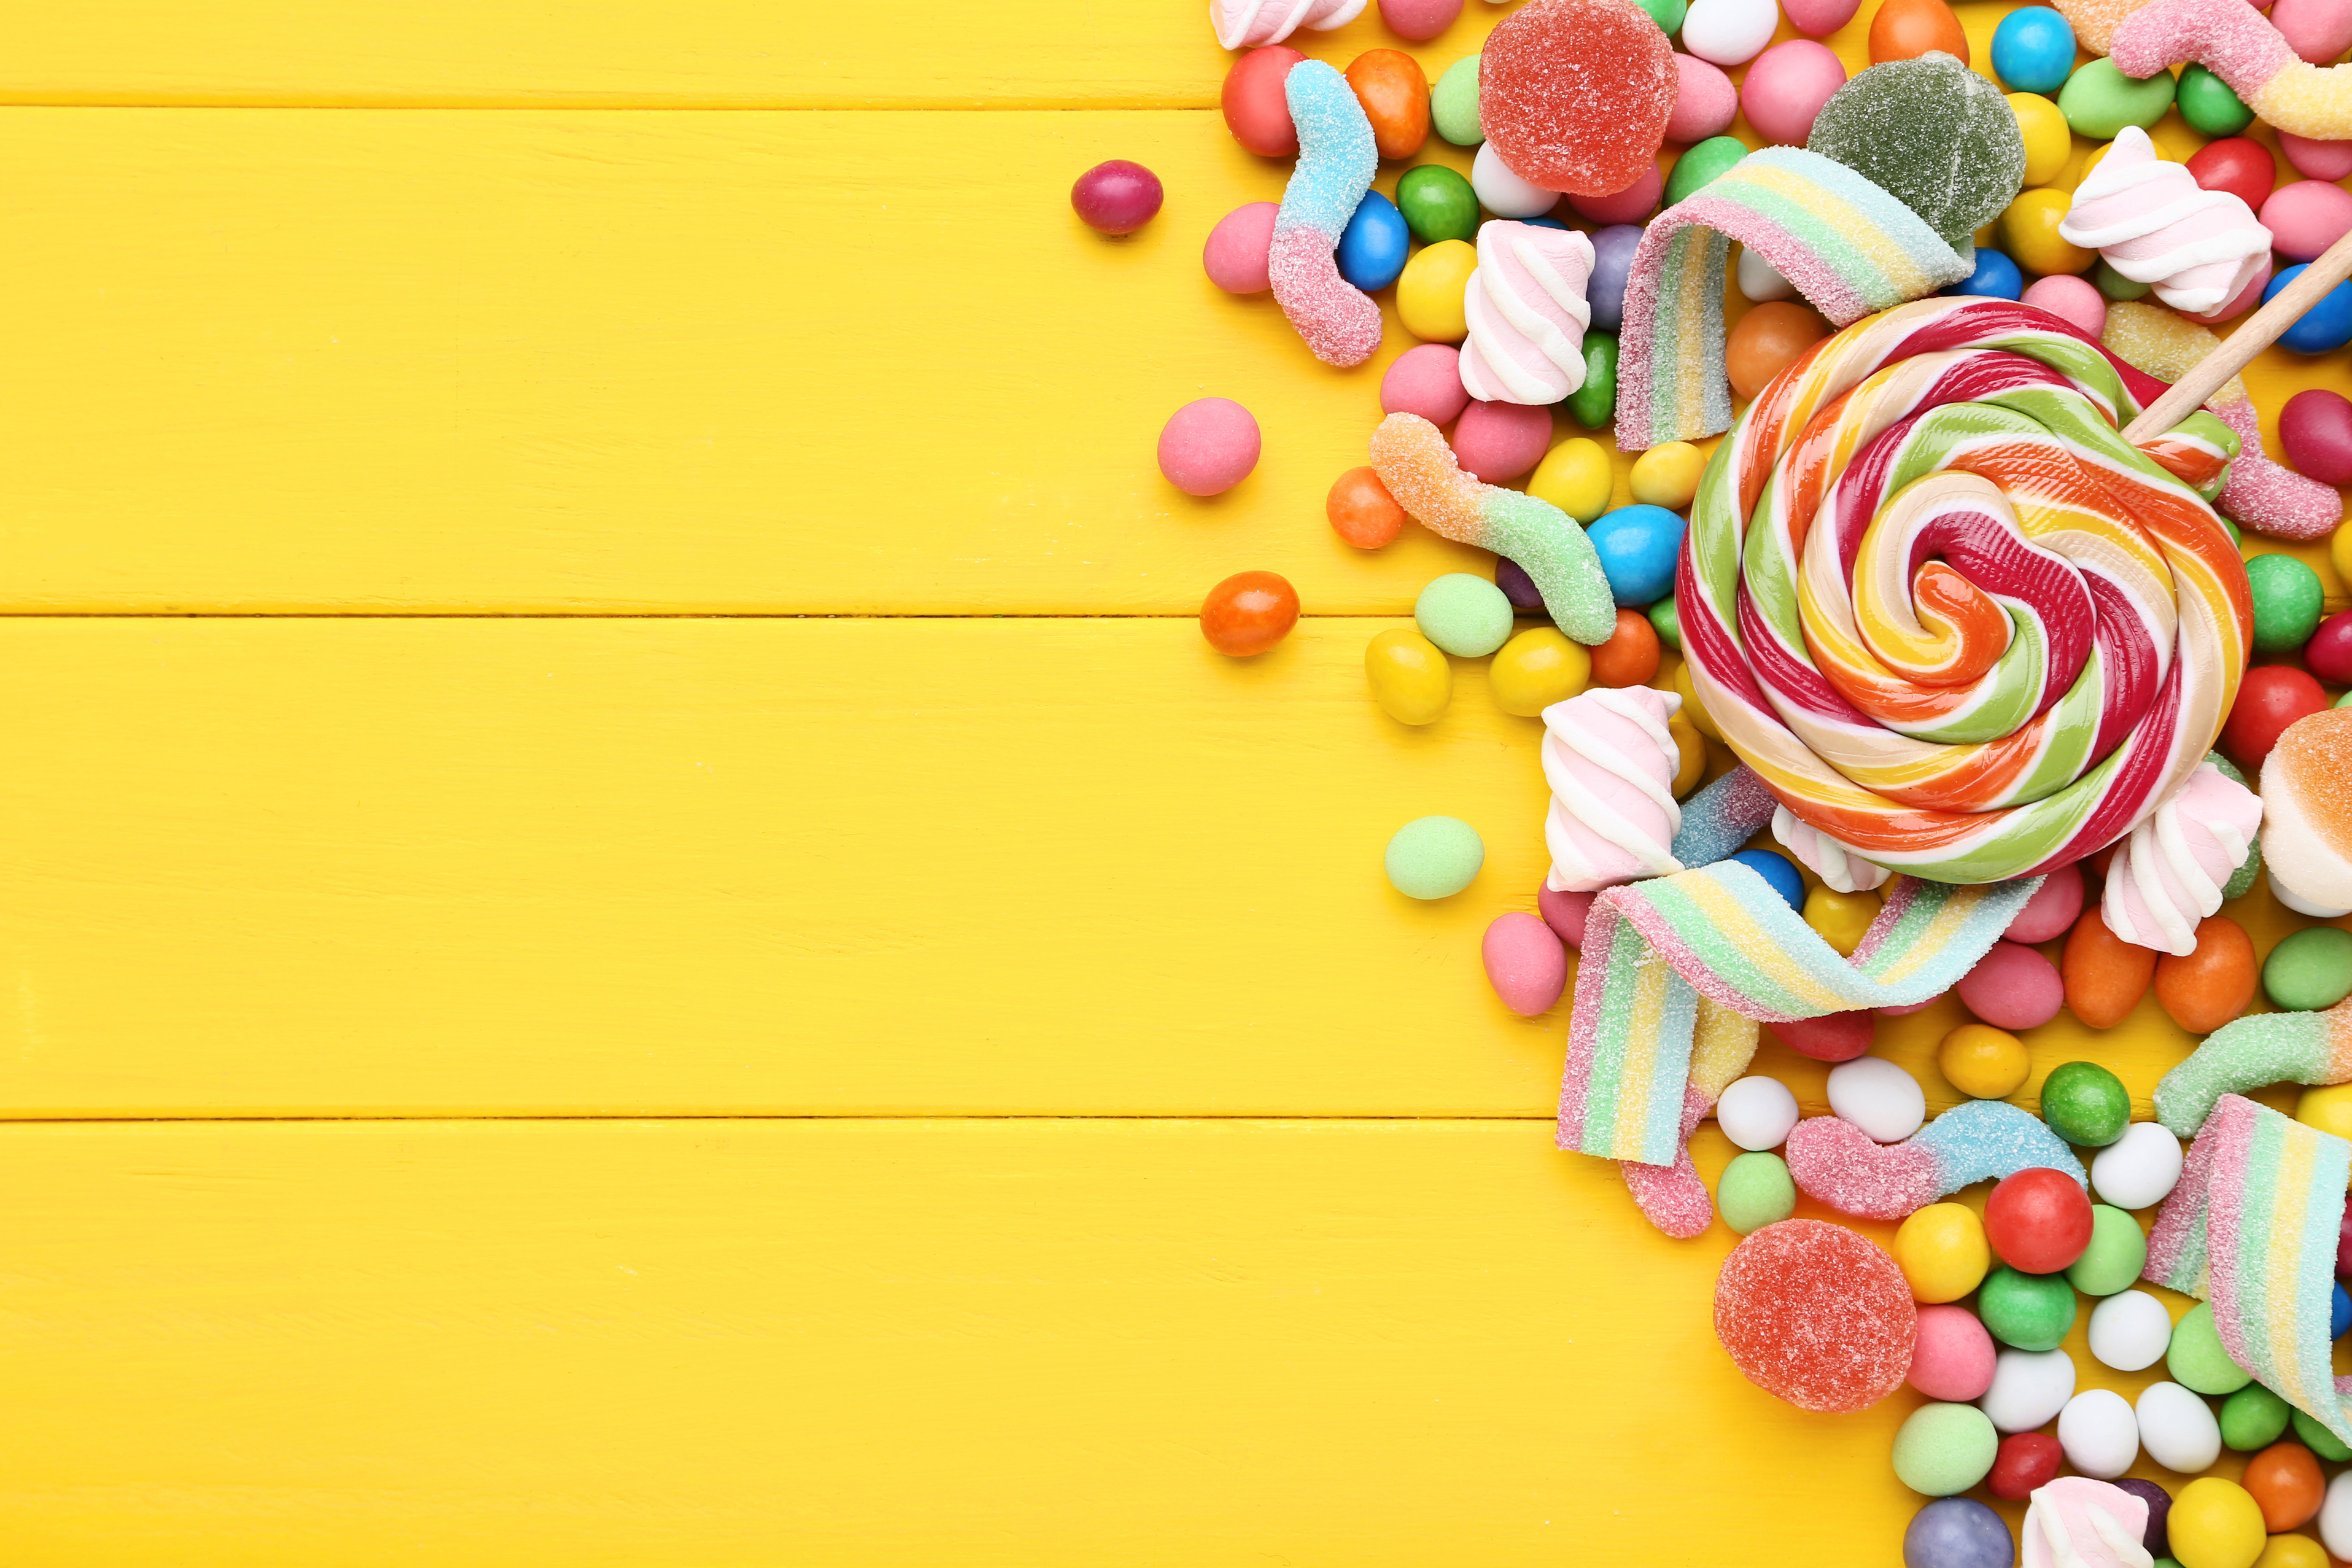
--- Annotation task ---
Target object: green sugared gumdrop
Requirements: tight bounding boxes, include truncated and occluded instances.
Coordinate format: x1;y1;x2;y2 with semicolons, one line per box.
1384;816;1484;901
2168;1301;2253;1395
1807;54;2026;255
2064;1205;2146;1297
1717;1152;1796;1235
1892;1403;1999;1496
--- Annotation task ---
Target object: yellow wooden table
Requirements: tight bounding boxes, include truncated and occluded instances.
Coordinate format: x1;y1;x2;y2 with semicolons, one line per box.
0;4;2345;1562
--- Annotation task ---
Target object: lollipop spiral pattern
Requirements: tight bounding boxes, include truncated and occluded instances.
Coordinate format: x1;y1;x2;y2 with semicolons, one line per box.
1679;297;2253;885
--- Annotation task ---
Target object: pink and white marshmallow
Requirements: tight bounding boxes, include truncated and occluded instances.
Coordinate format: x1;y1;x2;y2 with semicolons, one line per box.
1211;0;1368;49
2022;1478;2154;1568
2101;762;2262;955
1459;222;1597;406
2059;127;2273;319
1541;687;1686;891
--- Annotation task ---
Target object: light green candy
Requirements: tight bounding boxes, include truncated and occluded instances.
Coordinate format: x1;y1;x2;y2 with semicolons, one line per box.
1892;1403;1998;1496
1416;572;1515;658
2265;926;2352;1012
1384;816;1484;900
1430;58;1482;146
2065;1205;2147;1297
1717;1152;1796;1235
2059;59;2176;138
2168;1301;2253;1395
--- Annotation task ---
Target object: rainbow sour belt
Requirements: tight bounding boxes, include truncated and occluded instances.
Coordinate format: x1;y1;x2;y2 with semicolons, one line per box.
2152;997;2352;1136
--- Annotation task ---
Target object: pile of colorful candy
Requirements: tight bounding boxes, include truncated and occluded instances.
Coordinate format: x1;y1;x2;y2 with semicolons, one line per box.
1077;0;2352;1556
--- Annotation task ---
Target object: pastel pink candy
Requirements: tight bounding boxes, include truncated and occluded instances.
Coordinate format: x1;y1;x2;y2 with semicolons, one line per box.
2272;0;2352;64
1740;41;1848;146
1783;1117;1942;1219
2214;395;2342;541
1483;912;1569;1015
2281;133;2352;180
1211;0;1368;49
2262;179;2352;260
2022;1479;2150;1568
1909;1304;1998;1400
1666;55;1740;144
1203;201;1278;293
2059;126;2272;320
2102;762;2262;956
2111;0;2299;125
1956;942;2065;1030
1452;399;1553;483
2005;863;2085;944
1566;162;1664;226
1157;397;1262;495
2020;274;2108;337
1782;0;1862;35
1460;223;1597;406
1380;343;1471;425
1377;0;1462;39
1541;686;1684;891
1537;884;1596;948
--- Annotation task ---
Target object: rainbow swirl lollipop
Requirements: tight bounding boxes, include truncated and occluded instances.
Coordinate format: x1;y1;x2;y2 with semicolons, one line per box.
1679;297;2253;886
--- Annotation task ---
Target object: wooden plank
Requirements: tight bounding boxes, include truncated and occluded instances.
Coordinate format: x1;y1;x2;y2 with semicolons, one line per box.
0;108;2337;616
0;1115;2205;1564
0;615;2329;1118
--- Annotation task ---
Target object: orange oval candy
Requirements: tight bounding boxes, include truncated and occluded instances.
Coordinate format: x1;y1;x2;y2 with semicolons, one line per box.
1869;0;1970;63
1326;465;1408;549
1589;608;1661;689
2062;904;2157;1030
1345;50;1431;161
2154;915;2258;1033
2245;1442;2326;1532
1726;303;1831;403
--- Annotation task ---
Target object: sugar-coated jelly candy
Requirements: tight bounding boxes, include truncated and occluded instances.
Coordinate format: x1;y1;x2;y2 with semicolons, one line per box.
1714;1219;1919;1412
1200;570;1299;656
1478;0;1677;197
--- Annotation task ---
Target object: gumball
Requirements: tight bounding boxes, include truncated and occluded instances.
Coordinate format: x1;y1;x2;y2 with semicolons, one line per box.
1222;45;1305;157
2003;189;2094;275
1979;1265;2076;1350
2154;915;2257;1034
1159;397;1260;496
1739;247;1797;303
2059;1388;2140;1478
1988;1430;2063;1500
1992;7;2077;93
1453;400;1553;484
1488;627;1591;717
1384;816;1483;901
2278;0;2352;68
2263;263;2352;354
2093;258;2153;301
1726;302;1830;401
2063;905;2158;1030
2315;609;2352;682
2179;62;2257;136
1366;629;1453;724
2296;1407;2352;1462
1784;0;1860;33
1664;136;1749;206
2281;132;2352;180
1566;163;1663;227
1718;1074;1802;1152
1683;0;1780;66
1587;225;1643;333
2065;1204;2146;1296
1588;505;1685;607
1527;437;1613;523
1828;1055;1927;1142
1628;442;1703;511
2263;180;2352;262
1667;716;1706;797
1396;239;1477;341
1671;660;1721;742
2256;1534;2332;1568
2009;91;2071;187
1395;164;1480;244
2337;1278;2352;1337
1902;1497;2013;1568
1345;49;1430;161
2222;666;2328;772
1894;1203;1993;1303
2060;58;2176;138
1567;333;1619;430
1380;343;1470;426
1538;885;1593;948
1805;885;1882;957
1667;55;1741;144
1200;571;1298;657
2006;861;2084;944
2222;1384;2295;1452
1981;1345;2077;1430
2282;390;2352;484
1071;160;1164;235
1985;1167;2094;1275
2088;1289;2173;1372
1634;0;1689;33
2187;137;2278;216
1939;1024;2030;1100
1483;912;1567;1015
1765;1009;1876;1063
1958;941;2064;1031
1732;848;1806;915
1892;1404;2000;1495
1202;203;1277;295
1471;142;1559;220
1741;41;1847;146
1495;558;1544;616
2090;1121;2184;1211
1871;0;1970;61
2020;274;2106;336
1327;467;1408;549
2040;1061;2130;1147
1378;0;1462;39
2117;1480;2175;1558
1588;608;1660;688
1948;247;2024;300
2168;1478;2266;1568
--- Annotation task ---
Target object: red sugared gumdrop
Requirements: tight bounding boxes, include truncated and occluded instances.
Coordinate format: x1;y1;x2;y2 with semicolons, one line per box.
1764;1009;1875;1062
1479;0;1678;198
1909;1303;1998;1401
2003;863;2084;945
1983;1168;2093;1275
1956;941;2064;1030
1989;1431;2064;1500
1714;1219;1918;1412
2223;666;2329;773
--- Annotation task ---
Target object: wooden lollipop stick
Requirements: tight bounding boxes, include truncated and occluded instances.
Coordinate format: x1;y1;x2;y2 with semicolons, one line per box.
2121;226;2352;444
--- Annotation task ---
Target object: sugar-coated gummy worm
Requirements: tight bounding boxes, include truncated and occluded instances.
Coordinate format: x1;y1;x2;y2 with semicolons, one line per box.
2151;997;2352;1136
1783;1101;2086;1221
1368;413;1617;643
2111;0;2352;142
2145;1095;2352;1449
1269;60;1383;368
1678;295;2253;886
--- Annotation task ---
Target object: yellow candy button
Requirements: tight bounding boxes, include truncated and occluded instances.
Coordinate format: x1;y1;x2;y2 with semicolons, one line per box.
2003;188;2094;276
1804;885;1882;957
1892;1202;1992;1304
1488;627;1590;718
1629;441;1704;511
1939;1023;2031;1100
1397;239;1476;343
2297;1081;2352;1140
1527;437;1614;524
2007;92;2070;188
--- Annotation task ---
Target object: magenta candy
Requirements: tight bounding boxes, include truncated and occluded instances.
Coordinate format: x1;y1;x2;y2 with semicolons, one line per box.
1484;912;1569;1015
2261;180;2352;262
2281;133;2352;181
1451;399;1553;483
1764;1009;1876;1062
1538;885;1595;949
2307;610;2352;685
2273;0;2352;64
1378;0;1464;39
2005;863;2085;945
1666;54;1740;144
1157;397;1262;496
1739;41;1847;147
1782;0;1863;35
1380;343;1472;425
1909;1304;1998;1401
1957;942;2065;1030
1203;201;1279;293
2338;1194;2352;1276
1566;161;1664;225
1071;160;1165;236
2020;275;2107;337
2282;387;2352;484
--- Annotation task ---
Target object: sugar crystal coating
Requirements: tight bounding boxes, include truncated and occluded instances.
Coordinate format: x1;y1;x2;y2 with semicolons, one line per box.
1270;61;1383;367
1713;1218;1917;1411
1806;53;2027;253
1478;0;1677;197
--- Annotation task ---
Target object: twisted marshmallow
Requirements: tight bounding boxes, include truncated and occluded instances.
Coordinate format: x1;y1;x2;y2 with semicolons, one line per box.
1772;805;1892;893
2025;1480;2154;1568
1211;0;1368;49
1542;687;1686;891
2101;761;2262;955
2059;128;2273;319
1459;222;1596;406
